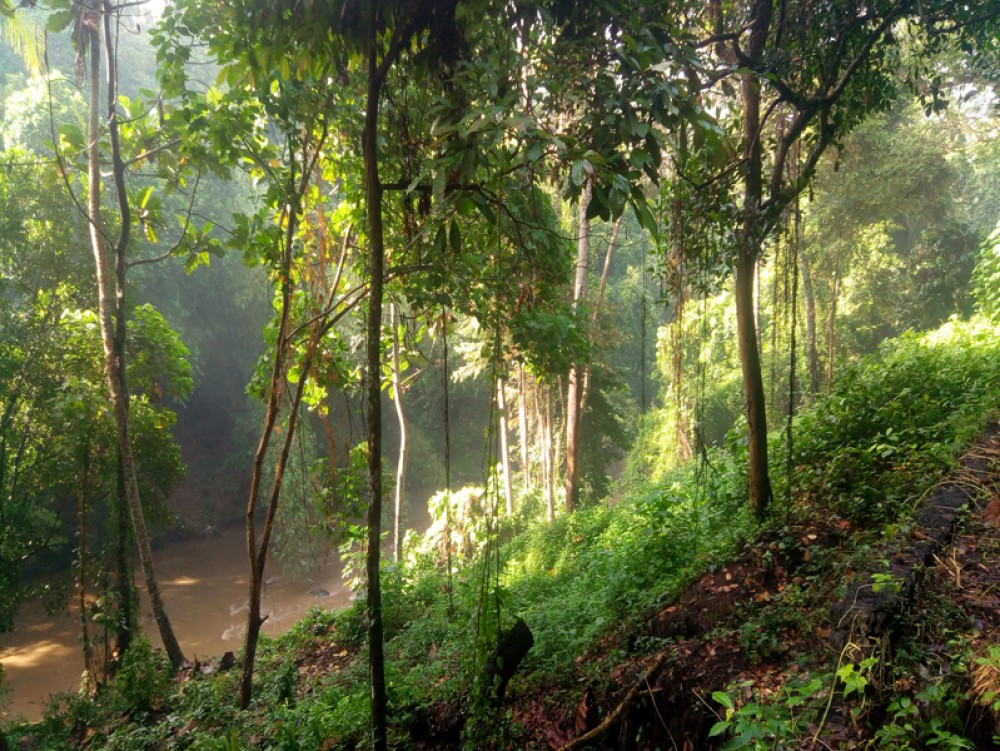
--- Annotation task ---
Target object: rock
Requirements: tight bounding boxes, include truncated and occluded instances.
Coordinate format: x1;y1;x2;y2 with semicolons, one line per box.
311;588;331;598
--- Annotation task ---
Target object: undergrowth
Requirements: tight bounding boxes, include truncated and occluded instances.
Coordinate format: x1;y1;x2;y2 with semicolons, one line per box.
5;316;1000;750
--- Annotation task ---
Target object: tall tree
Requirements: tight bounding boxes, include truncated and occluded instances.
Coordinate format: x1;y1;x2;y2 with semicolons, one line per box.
71;0;186;667
696;0;1000;513
564;176;592;511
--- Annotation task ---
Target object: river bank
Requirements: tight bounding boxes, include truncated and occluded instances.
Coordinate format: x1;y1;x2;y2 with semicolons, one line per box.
0;526;349;722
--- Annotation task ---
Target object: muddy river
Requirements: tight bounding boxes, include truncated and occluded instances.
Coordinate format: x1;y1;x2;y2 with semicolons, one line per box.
0;526;350;722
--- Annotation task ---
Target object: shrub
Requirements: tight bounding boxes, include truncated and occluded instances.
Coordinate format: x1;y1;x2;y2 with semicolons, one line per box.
113;637;173;713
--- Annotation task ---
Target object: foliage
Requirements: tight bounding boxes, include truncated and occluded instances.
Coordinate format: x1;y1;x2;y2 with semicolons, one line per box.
973;225;1000;322
112;637;173;713
793;317;1000;523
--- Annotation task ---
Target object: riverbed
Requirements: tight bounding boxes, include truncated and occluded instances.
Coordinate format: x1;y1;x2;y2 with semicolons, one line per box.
0;526;350;722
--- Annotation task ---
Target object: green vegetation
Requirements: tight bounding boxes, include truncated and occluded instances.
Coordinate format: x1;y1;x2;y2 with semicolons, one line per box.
1;0;999;748
4;315;1000;749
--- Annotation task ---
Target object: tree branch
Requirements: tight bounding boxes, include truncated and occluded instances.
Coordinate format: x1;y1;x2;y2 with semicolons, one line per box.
557;652;670;751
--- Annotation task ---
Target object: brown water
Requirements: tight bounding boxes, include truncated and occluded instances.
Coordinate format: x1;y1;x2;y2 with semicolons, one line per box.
0;527;350;723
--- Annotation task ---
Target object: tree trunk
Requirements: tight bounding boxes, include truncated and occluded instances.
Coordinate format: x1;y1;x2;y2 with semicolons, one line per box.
737;0;775;517
238;248;290;709
114;458;132;661
798;243;820;396
238;130;343;706
579;216;622;416
497;377;514;516
639;290;648;413
827;266;841;393
363;37;388;751
390;303;407;559
544;384;555;521
242;312;322;709
87;9;185;668
564;176;592;511
76;444;94;686
517;363;530;495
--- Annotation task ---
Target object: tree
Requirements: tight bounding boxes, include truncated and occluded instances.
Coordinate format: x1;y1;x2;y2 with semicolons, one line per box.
48;0;187;667
693;0;1000;514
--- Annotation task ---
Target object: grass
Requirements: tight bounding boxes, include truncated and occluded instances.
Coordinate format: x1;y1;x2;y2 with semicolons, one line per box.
5;316;1000;750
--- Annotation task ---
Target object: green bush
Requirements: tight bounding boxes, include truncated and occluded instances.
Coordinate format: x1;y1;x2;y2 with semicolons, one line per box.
793;317;1000;523
113;637;173;713
973;225;1000;321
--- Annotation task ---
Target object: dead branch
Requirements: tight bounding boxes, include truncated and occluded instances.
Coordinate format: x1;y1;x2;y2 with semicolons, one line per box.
557;651;670;751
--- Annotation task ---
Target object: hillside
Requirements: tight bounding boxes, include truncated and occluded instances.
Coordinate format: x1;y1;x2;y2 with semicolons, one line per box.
3;318;1000;750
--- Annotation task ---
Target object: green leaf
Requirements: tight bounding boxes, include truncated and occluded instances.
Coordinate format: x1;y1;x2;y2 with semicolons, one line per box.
433;167;447;202
46;8;75;33
712;691;733;709
449;219;461;254
570;159;592;188
708;720;731;738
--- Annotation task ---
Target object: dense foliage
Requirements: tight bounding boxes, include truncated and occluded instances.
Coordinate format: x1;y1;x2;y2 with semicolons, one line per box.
0;0;999;747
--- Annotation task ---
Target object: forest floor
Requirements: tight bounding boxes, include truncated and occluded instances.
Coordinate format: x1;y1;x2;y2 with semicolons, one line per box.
278;421;1000;750
6;426;1000;751
467;421;1000;750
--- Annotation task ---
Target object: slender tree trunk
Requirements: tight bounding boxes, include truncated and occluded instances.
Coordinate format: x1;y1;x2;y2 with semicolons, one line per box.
532;381;545;506
114;458;132;662
798;243;819;396
639;289;648;413
87;9;185;667
242;316;323;708
390;303;407;559
363;37;388;751
579;216;622;416
553;375;564;480
737;0;775;517
497;377;514;515
564;177;592;511
77;444;94;686
238;132;343;706
670;284;690;463
238;265;289;708
827;266;841;393
517;363;530;495
543;384;555;522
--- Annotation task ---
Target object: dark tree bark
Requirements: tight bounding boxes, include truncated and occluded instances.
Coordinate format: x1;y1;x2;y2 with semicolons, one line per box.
363;27;390;749
114;458;133;660
736;0;775;517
